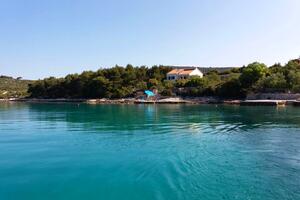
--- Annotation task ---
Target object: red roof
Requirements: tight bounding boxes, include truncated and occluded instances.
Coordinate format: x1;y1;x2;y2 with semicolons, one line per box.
167;69;194;75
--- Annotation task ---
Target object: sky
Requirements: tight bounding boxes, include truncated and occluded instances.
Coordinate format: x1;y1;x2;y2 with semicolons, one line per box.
0;0;300;79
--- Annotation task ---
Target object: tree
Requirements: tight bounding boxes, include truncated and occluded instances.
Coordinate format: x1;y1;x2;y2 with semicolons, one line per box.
216;77;244;98
123;64;137;85
288;72;300;92
161;80;175;96
28;81;46;97
88;76;110;98
185;77;207;87
148;78;162;90
255;73;287;92
27;59;300;99
239;62;267;89
175;79;187;88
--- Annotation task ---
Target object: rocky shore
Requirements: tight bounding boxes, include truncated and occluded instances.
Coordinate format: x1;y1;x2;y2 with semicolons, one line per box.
2;97;300;107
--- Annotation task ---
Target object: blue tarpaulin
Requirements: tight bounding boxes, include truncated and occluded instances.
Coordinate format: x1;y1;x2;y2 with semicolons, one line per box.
144;90;155;97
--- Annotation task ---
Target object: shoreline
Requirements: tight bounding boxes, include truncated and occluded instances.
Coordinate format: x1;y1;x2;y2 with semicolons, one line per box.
2;97;300;107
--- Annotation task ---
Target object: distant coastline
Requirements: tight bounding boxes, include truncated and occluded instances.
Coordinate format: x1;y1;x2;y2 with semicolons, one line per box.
1;58;300;102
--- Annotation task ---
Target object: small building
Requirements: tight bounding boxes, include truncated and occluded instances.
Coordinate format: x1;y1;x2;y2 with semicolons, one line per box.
166;68;203;81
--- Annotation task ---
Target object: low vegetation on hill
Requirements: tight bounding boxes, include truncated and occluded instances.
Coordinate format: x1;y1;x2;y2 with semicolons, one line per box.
0;76;33;99
26;59;300;99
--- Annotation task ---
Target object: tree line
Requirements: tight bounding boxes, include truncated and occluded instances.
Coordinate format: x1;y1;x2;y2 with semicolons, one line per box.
28;59;300;99
0;76;32;99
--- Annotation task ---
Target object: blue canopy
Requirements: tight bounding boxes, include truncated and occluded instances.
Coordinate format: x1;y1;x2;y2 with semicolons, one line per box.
144;90;155;97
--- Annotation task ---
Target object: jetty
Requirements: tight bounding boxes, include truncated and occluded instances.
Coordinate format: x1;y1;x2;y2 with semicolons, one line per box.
240;100;286;106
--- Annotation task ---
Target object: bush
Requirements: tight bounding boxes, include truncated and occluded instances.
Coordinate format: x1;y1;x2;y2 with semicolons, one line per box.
239;62;267;89
216;78;244;98
255;73;288;92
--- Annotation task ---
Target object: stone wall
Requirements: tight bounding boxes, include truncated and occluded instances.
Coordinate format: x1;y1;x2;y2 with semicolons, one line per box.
247;93;300;100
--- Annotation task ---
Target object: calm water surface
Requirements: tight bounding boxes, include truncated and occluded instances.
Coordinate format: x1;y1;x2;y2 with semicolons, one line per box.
0;103;300;200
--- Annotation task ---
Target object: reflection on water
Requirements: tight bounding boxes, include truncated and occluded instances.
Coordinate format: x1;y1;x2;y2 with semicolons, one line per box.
1;102;300;133
0;102;300;200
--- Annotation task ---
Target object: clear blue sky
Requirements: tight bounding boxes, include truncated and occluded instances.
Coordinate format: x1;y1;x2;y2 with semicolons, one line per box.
0;0;300;79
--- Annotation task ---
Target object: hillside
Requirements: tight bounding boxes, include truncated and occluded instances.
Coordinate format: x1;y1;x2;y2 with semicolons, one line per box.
0;76;33;99
27;60;300;99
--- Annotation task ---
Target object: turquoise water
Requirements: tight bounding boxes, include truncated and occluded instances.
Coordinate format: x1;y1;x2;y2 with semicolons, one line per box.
0;103;300;200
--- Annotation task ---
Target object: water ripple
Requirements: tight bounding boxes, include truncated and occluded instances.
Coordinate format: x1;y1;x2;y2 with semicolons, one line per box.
0;103;300;200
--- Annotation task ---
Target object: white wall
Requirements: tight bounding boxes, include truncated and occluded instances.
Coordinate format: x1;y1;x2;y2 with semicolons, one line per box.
167;68;203;80
189;68;203;78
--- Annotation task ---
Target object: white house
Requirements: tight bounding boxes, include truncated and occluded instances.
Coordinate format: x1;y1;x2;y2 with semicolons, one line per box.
166;68;203;81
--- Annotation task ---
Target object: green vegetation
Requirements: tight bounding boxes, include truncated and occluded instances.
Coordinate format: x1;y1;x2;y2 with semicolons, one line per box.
0;76;33;99
25;59;300;99
28;65;171;99
176;60;300;98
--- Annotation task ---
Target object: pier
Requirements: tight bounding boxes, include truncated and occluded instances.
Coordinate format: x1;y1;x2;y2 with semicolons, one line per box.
240;100;286;106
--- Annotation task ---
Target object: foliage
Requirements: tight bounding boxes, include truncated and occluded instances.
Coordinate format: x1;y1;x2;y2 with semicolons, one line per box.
28;65;171;99
0;77;33;98
239;62;268;88
255;73;288;92
27;59;300;99
216;77;243;98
